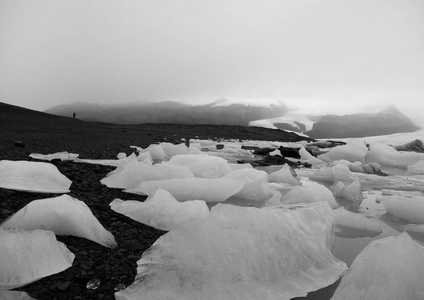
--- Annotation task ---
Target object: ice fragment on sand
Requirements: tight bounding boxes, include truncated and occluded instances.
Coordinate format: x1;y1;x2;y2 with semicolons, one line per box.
382;196;424;224
331;232;424;300
110;189;209;231
0;228;74;289
1;195;116;248
29;151;79;161
159;142;190;157
309;163;356;185
125;177;244;203
115;202;346;300
0;290;35;299
138;144;169;162
281;181;338;208
0;160;71;193
74;153;138;167
100;161;194;189
333;209;382;238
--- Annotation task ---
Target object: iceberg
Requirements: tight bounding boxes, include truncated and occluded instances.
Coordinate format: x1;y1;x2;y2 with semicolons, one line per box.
168;154;232;178
382;196;424;224
125;177;244;203
331;232;424;300
73;153;138;167
0;160;72;193
138;144;169;163
100;161;194;189
299;147;324;166
29;151;79;161
110;189;209;231
407;159;424;175
268;163;301;185
0;290;35;300
115;202;347;300
281;181;339;209
331;180;364;210
0;228;74;289
223;168;273;207
159;142;190;157
1;195;116;248
309;163;356;186
318;140;368;164
333;209;382;238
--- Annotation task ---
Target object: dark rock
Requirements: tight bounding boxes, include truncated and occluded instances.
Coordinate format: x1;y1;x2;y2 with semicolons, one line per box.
57;281;71;291
394;139;424;153
14;141;25;147
252;147;275;155
278;146;301;159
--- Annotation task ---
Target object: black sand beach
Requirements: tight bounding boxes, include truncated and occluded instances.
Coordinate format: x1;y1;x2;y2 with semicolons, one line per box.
1;103;329;300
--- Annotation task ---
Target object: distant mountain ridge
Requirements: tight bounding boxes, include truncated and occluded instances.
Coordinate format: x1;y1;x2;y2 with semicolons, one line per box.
45;99;289;126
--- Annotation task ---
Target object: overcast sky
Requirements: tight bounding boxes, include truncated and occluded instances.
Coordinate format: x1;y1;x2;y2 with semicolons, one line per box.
1;0;423;117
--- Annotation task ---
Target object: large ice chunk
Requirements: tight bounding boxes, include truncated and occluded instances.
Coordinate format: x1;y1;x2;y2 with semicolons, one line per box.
268;164;301;185
1;195;116;248
331;232;424;300
0;228;74;289
299;147;325;166
0;160;72;193
168;154;232;178
29;151;79;161
382;196;424;224
365;143;424;173
110;189;209;231
309;163;356;185
115;202;347;300
100;161;194;189
223;169;273;207
159;142;190;157
407;160;424;175
125;177;244;203
333;209;382;238
0;290;35;299
331;180;364;210
138;144;169;163
281;181;339;208
318;140;368;164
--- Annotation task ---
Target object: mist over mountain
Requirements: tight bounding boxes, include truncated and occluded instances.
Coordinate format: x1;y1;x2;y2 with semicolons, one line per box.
44;99;289;126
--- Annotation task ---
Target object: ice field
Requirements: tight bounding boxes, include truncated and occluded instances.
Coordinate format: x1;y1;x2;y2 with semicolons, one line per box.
2;129;424;299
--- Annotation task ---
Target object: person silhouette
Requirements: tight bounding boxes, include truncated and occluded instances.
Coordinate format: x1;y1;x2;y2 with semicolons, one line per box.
73;112;76;118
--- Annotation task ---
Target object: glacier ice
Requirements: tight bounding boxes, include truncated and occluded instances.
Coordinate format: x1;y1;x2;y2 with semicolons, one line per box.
281;181;339;209
407;159;424;175
0;160;72;193
333;209;382;238
159;142;190;157
223;168;273;206
331;232;424;300
309;163;356;186
382;195;424;224
299;147;325;166
0;228;75;289
318;140;368;164
29;151;79;161
1;195;116;248
268;163;301;185
110;189;209;231
100;161;194;189
125;177;245;203
138;144;169;162
168;154;232;178
115;202;347;300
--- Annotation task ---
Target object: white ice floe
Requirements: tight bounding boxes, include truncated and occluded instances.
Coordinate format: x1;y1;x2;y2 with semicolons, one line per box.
159;142;190;157
365;143;424;173
407;160;424;175
281;181;339;209
331;180;364;210
168;154;232;178
268;163;301;185
333;209;382;238
74;153;138;167
136;151;153;164
0;290;35;299
382;195;424;224
309;163;356;185
0;160;72;193
0;228;74;289
110;189;209;231
100;161;194;189
29;151;79;161
223;168;274;207
1;195;116;248
331;232;424;300
299;147;325;166
318;140;368;164
138;144;169;162
125;177;244;203
115;202;346;300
